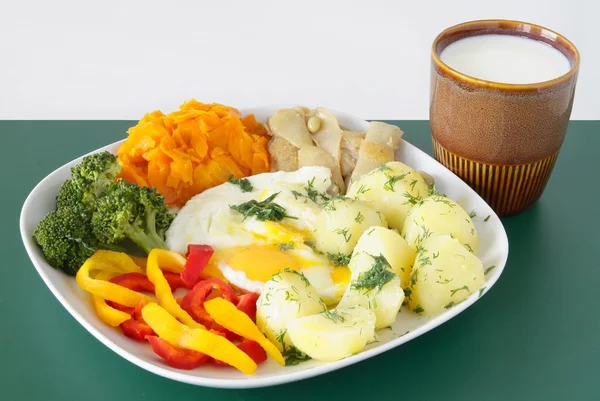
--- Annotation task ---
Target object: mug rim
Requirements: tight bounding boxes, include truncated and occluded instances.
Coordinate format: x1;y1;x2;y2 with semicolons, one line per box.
431;19;580;91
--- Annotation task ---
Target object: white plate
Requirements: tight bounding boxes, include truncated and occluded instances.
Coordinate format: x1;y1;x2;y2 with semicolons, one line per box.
19;107;509;389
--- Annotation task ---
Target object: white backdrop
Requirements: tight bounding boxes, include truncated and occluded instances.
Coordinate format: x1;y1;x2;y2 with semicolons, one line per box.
0;0;597;120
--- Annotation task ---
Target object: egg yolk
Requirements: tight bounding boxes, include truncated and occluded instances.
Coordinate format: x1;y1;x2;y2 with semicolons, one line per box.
226;245;300;281
331;266;351;286
223;244;351;290
260;221;310;244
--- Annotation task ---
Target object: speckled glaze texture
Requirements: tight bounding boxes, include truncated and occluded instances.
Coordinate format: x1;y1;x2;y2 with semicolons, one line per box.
430;20;579;216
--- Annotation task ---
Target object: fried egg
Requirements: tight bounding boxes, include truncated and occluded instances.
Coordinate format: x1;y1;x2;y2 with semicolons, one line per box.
166;166;351;305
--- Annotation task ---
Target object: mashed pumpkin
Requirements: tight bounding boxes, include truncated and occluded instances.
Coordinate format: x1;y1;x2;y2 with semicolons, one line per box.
117;100;270;207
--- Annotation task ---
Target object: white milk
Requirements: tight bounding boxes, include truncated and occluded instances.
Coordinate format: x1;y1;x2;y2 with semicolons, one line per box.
440;34;571;84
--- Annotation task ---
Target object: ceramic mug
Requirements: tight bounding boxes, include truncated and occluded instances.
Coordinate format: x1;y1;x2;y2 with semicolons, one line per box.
430;19;580;217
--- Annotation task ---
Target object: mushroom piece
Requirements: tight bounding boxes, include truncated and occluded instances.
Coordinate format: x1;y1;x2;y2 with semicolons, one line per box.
267;108;314;149
307;107;343;166
340;130;365;178
298;146;345;195
268;136;299;172
349;122;404;185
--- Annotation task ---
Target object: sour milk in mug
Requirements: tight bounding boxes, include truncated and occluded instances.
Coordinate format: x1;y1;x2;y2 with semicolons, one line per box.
439;34;571;84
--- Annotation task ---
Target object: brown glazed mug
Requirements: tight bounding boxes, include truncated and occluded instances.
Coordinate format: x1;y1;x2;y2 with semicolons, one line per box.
430;19;579;217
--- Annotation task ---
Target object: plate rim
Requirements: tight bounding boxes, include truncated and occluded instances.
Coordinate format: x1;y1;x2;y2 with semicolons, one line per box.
19;107;509;389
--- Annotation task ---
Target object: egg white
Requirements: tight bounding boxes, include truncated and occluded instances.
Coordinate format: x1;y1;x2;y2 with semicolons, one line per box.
165;166;349;302
166;166;332;254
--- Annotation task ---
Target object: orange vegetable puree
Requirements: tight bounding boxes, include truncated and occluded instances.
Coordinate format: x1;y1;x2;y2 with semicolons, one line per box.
117;100;270;207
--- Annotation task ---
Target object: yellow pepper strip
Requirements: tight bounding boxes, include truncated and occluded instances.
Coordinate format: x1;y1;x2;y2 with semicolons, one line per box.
92;295;131;326
146;249;204;329
76;257;155;307
91;271;131;326
200;262;229;283
141;303;257;375
129;256;148;269
88;250;143;275
204;298;285;366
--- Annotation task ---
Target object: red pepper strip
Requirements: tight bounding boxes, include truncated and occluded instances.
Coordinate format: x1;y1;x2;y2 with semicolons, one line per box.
146;336;209;370
107;271;184;313
236;292;260;321
181;245;214;288
120;300;155;341
180;279;237;327
106;273;154;314
210;322;241;342
121;318;155;341
110;272;155;292
163;271;187;292
106;301;135;315
132;300;147;320
238;339;268;364
211;339;268;366
109;271;185;293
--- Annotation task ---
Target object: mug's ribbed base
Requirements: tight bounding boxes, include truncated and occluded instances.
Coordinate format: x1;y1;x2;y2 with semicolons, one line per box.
432;137;559;217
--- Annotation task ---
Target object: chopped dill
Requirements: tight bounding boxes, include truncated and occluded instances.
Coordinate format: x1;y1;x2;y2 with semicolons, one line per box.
227;175;253;192
230;192;297;222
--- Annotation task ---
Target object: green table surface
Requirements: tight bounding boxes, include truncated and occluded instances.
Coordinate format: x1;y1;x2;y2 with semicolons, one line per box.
1;120;598;401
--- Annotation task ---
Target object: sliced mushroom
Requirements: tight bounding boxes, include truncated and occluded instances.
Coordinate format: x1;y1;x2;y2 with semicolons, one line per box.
340;130;365;177
267;108;314;149
268;136;299;172
298;146;345;195
349;122;404;185
307;107;343;165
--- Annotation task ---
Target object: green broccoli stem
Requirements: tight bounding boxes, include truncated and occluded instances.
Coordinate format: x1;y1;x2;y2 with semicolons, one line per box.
102;243;127;253
124;226;168;254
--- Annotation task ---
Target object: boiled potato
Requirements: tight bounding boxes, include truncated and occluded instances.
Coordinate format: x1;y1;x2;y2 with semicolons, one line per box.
336;227;408;328
401;194;479;253
346;161;429;231
256;270;326;353
408;235;485;316
314;196;387;259
287;306;376;362
347;226;416;288
336;230;404;329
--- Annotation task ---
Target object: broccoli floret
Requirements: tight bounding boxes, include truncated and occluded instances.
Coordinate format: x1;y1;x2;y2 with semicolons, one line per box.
91;180;174;254
33;204;99;276
70;151;122;208
56;179;81;209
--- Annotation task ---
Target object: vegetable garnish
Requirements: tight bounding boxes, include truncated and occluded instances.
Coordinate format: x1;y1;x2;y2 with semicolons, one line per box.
228;175;253;192
147;335;209;370
181;244;214;288
141;302;257;374
76;251;154;307
351;254;395;292
91;180;174;254
93;294;131;327
204;297;285;366
117;100;270;207
230;192;297;222
146;249;204;329
33;152;128;275
326;252;351;267
180;279;237;327
91;271;131;327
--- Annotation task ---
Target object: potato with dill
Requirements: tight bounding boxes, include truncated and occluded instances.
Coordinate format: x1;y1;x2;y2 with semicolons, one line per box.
313;196;387;265
336;228;405;329
408;235;485;316
401;193;479;253
346;161;429;231
256;270;326;358
287;306;377;362
346;226;416;289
